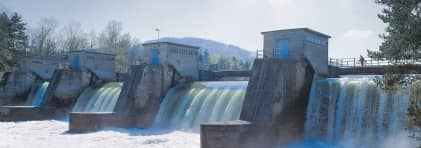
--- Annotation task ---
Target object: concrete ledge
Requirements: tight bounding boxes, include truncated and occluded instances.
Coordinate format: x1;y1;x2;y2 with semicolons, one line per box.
69;112;117;133
0;106;67;121
69;112;148;133
201;120;252;148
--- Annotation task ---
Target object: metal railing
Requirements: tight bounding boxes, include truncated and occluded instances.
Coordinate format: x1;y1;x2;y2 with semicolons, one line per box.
256;50;263;59
198;63;210;71
329;57;421;68
255;48;289;59
255;49;420;68
198;63;249;72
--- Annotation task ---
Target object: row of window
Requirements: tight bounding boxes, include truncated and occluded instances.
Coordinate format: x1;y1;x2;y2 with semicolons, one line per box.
86;55;115;61
305;36;328;47
169;48;197;56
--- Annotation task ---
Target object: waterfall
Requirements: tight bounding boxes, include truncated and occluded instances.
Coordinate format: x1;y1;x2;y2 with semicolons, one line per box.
154;81;248;131
72;82;123;113
304;77;413;146
25;82;49;106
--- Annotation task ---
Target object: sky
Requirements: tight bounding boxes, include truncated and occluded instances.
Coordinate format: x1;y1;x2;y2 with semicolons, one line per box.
0;0;386;58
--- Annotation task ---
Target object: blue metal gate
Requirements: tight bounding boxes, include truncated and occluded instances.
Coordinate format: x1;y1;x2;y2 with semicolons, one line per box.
151;50;159;65
72;55;80;70
276;39;289;58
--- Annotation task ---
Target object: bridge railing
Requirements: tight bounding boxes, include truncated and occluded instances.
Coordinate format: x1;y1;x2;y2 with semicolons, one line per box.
256;48;296;59
199;63;251;72
329;57;421;68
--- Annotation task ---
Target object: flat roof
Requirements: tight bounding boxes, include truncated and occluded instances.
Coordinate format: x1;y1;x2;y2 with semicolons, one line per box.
261;28;331;38
70;50;115;56
22;54;66;61
142;42;200;49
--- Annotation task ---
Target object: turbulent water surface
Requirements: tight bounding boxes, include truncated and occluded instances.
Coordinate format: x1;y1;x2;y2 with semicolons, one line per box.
154;81;247;131
25;82;49;106
303;77;416;147
0;120;199;148
2;77;418;148
72;82;123;113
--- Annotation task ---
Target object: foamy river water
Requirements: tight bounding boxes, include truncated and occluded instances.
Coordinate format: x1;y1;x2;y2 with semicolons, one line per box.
0;119;200;148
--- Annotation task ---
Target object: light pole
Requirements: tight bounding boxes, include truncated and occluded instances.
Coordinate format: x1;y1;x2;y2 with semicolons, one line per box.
155;28;160;43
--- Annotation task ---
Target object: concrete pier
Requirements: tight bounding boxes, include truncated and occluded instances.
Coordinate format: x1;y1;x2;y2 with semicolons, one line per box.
69;64;180;132
0;106;67;121
0;72;36;105
201;120;252;148
42;69;93;107
0;69;95;121
201;57;315;147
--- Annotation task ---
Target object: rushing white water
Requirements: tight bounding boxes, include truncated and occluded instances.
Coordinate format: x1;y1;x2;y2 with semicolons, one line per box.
154;81;248;131
25;82;49;106
304;77;416;147
72;82;123;113
0;120;200;148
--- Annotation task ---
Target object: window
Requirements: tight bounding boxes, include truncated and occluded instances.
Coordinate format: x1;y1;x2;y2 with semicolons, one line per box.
306;36;328;46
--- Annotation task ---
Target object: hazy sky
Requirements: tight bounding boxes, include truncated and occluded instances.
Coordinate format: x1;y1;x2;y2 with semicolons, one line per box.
0;0;386;58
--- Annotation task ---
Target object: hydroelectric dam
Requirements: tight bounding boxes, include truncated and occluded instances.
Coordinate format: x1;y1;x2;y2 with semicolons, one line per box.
0;28;420;147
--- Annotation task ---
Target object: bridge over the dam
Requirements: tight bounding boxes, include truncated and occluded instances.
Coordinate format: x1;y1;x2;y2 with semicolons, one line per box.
328;57;421;77
199;57;421;80
199;70;251;81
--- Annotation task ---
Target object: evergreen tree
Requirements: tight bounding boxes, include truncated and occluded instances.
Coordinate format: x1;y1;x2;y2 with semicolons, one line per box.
368;0;420;89
8;12;28;52
200;49;210;64
369;0;420;146
0;12;14;71
369;0;420;61
243;60;251;70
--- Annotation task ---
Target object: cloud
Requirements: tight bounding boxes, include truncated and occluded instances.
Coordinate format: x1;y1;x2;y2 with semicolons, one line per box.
343;29;374;39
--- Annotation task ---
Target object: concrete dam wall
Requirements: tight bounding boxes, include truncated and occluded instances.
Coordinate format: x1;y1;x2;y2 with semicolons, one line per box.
69;64;180;132
201;58;315;148
0;69;97;121
42;70;93;107
0;72;37;106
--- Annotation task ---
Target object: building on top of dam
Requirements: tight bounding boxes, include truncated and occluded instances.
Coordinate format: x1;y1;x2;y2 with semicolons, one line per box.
261;28;330;77
69;50;116;81
18;54;67;80
142;42;200;80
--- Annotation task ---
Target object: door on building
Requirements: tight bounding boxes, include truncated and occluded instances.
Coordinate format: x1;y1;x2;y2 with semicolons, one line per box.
151;50;160;65
276;39;289;58
72;55;80;70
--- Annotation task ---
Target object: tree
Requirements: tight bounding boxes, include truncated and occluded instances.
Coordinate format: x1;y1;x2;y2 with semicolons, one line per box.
369;0;421;146
98;20;132;71
62;22;88;52
128;38;143;65
8;12;28;52
0;12;13;71
368;0;420;89
87;30;97;50
231;57;241;70
199;49;210;64
409;81;421;147
30;17;59;55
243;60;251;70
98;20;123;54
369;0;421;61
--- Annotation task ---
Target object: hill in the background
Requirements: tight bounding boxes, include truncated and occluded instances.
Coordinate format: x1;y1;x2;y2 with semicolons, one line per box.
143;37;253;61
